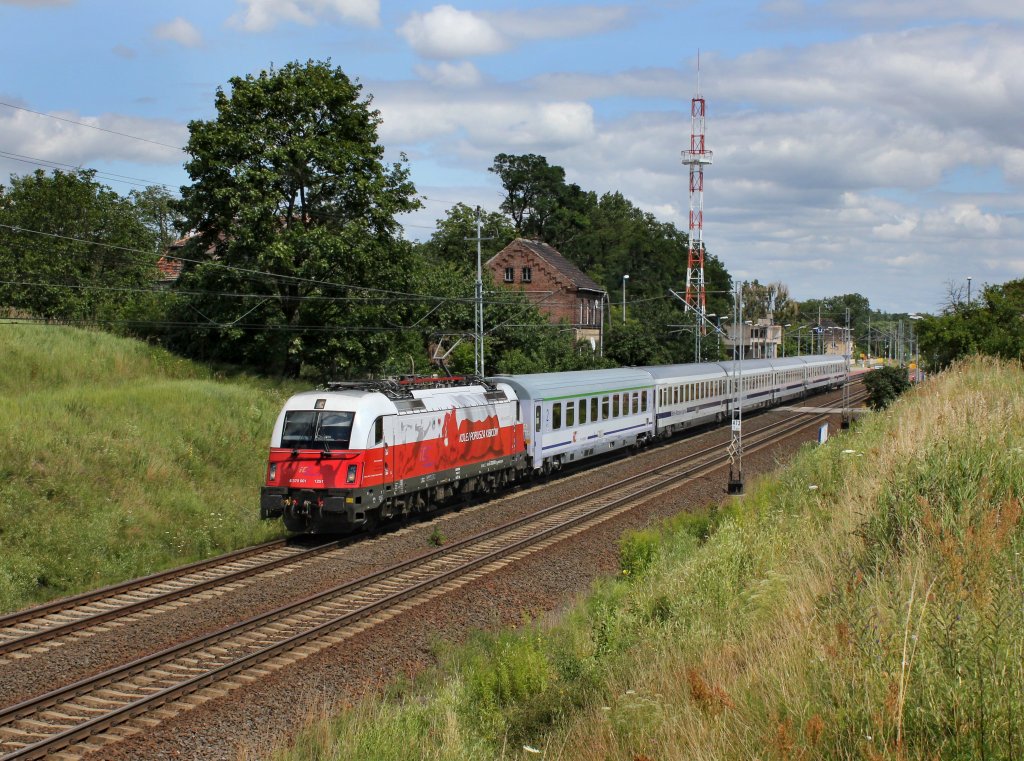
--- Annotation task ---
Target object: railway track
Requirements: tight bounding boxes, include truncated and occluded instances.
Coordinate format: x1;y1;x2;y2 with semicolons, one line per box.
0;539;342;659
0;394;862;760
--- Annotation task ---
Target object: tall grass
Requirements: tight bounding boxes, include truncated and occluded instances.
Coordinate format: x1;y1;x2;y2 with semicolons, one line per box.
0;325;298;612
268;357;1024;761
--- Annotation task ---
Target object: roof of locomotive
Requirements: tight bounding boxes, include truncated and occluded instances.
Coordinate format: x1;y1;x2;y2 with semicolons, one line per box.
488;367;653;400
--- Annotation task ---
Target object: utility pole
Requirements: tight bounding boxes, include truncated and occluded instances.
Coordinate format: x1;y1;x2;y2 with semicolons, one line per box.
727;281;744;495
841;307;851;429
468;207;494;378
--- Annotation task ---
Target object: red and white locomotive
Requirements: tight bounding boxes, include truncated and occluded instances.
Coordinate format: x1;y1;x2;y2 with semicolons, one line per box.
259;378;526;533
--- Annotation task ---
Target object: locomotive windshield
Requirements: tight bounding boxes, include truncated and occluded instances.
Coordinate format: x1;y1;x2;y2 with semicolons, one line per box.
281;410;355;450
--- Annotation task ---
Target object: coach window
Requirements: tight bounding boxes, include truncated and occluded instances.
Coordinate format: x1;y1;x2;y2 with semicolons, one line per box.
641;391;648;412
612;394;620;417
673;387;679;404
602;396;609;420
578;399;587;424
374;416;384;445
566;401;575;428
591;397;599;422
552;402;562;430
632;392;639;414
535;406;541;432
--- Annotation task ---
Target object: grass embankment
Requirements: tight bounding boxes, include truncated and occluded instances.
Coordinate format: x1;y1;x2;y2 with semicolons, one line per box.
273;357;1024;761
0;325;298;613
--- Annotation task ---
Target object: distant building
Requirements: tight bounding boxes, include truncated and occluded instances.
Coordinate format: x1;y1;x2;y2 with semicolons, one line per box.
486;238;606;349
155;236;187;287
723;319;781;359
722;318;851;359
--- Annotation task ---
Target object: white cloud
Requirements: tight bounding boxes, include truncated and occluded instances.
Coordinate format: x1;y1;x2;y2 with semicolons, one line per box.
229;0;379;32
414;61;483;88
398;5;505;59
153;17;203;48
0;104;186;170
399;4;633;60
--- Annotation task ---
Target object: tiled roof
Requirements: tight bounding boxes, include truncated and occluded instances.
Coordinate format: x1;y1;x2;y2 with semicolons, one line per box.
491;238;605;293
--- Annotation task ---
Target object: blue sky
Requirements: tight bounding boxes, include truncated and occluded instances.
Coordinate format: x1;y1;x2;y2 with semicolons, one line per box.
1;0;1022;314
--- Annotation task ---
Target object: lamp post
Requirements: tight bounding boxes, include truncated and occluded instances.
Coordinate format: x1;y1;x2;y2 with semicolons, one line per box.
909;313;923;382
781;323;791;357
967;276;972;305
622;274;629;324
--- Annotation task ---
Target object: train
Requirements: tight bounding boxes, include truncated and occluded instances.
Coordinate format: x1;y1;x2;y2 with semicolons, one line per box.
259;355;848;533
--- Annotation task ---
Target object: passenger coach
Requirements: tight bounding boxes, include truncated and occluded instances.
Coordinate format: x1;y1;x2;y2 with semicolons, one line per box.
490;368;656;474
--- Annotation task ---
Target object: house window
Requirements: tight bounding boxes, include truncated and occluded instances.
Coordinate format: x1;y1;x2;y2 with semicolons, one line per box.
504;267;514;283
521;266;532;283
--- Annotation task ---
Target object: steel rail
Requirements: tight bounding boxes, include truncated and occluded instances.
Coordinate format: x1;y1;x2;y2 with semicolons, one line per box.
0;539;340;657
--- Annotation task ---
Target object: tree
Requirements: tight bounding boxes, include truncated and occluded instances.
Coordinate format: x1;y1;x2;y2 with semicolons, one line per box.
129;185;182;254
863;365;911;410
0;169;156;322
916;278;1024;369
417;203;514;271
172;59;420;378
488;153;569;238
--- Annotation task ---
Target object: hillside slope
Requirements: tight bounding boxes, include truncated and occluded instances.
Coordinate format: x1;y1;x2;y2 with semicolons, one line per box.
0;325;298;613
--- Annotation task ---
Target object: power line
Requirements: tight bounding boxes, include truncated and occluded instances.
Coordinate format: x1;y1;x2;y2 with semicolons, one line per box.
0;149;177;192
0;277;571;308
0;101;183;151
0;222;612;312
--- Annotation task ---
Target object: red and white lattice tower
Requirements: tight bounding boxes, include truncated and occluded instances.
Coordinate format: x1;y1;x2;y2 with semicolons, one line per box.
681;59;712;331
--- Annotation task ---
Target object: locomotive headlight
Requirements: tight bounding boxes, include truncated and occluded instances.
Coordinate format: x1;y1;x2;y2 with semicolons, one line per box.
346;464;358;483
269;464;277;482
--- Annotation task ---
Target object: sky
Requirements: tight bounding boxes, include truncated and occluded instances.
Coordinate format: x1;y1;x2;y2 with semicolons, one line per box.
1;0;1021;315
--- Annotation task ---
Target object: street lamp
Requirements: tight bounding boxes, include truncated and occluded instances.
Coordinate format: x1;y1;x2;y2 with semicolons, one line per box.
622;274;629;324
782;323;791;357
967;276;972;305
909;313;923;382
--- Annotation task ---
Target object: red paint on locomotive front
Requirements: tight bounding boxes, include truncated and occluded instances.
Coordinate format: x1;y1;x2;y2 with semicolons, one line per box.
265;410;523;490
266;450;364;489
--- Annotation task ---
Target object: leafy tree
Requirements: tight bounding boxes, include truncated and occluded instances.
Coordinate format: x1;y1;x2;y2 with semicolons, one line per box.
417;203;514;271
916;278;1024;369
863;365;911;410
488;153;558;234
0;169;156;322
129;185;182;254
171;59;420;378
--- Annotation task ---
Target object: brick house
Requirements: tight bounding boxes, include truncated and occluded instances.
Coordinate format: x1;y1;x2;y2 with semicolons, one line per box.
486;238;606;349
